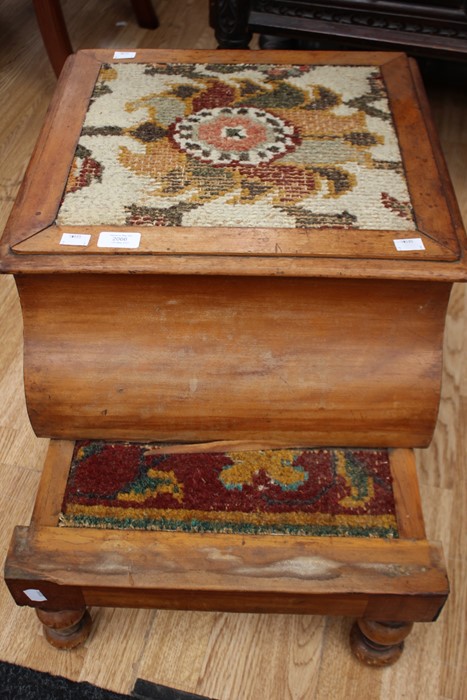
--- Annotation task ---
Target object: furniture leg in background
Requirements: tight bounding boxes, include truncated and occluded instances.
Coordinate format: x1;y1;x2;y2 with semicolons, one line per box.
32;0;159;76
209;0;252;48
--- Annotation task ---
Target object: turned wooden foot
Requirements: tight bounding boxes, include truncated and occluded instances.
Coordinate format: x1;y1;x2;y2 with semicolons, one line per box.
350;620;414;666
36;608;92;649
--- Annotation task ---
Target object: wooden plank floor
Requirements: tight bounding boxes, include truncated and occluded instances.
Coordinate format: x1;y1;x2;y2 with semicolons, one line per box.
0;1;466;698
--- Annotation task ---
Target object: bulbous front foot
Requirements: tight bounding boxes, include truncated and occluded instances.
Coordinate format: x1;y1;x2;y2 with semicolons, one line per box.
350;619;414;666
36;608;92;649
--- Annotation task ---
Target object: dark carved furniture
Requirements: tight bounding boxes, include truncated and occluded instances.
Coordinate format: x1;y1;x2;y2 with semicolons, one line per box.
209;0;467;59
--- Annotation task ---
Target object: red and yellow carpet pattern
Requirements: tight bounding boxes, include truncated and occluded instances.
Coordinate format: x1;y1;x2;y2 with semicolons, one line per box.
59;442;399;538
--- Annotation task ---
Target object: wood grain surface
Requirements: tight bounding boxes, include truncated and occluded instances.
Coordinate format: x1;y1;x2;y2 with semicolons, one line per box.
5;523;448;622
0;1;466;698
17;274;450;446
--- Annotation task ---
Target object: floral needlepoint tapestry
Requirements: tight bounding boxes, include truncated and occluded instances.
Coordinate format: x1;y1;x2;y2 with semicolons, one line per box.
57;62;415;231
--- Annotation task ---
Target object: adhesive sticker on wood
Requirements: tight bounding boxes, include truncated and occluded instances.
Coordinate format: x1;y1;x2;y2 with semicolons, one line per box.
113;51;136;59
24;589;47;602
394;238;425;251
60;233;91;246
97;231;141;249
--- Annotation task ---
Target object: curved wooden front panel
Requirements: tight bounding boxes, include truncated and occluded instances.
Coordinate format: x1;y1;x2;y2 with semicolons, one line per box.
17;274;451;446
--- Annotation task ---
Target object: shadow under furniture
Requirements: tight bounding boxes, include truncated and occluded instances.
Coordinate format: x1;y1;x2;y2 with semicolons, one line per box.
1;48;466;666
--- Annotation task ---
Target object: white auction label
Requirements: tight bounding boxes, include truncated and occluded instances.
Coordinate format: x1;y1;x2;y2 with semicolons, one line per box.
24;589;47;602
98;231;141;249
113;51;136;59
393;237;425;251
60;233;91;246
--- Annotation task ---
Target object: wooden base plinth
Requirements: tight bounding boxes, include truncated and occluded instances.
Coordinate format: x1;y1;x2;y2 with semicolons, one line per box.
4;442;448;661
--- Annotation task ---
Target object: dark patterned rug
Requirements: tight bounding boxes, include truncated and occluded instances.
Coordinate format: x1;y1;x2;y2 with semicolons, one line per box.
59;442;398;538
0;662;214;700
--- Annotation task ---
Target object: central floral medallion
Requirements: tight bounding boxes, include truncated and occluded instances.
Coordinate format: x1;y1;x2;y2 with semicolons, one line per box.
168;106;299;166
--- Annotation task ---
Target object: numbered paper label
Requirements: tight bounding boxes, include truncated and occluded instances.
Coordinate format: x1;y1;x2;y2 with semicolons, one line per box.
24;589;47;602
98;232;141;249
113;51;136;59
60;233;91;246
393;238;425;251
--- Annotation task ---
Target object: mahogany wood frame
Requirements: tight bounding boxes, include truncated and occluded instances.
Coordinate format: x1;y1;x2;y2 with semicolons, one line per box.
1;47;462;665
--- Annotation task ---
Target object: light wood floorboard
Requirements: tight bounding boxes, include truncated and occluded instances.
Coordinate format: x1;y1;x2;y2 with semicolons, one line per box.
0;1;465;698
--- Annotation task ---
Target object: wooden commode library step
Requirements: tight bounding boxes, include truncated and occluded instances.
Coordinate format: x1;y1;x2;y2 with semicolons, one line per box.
1;48;465;669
